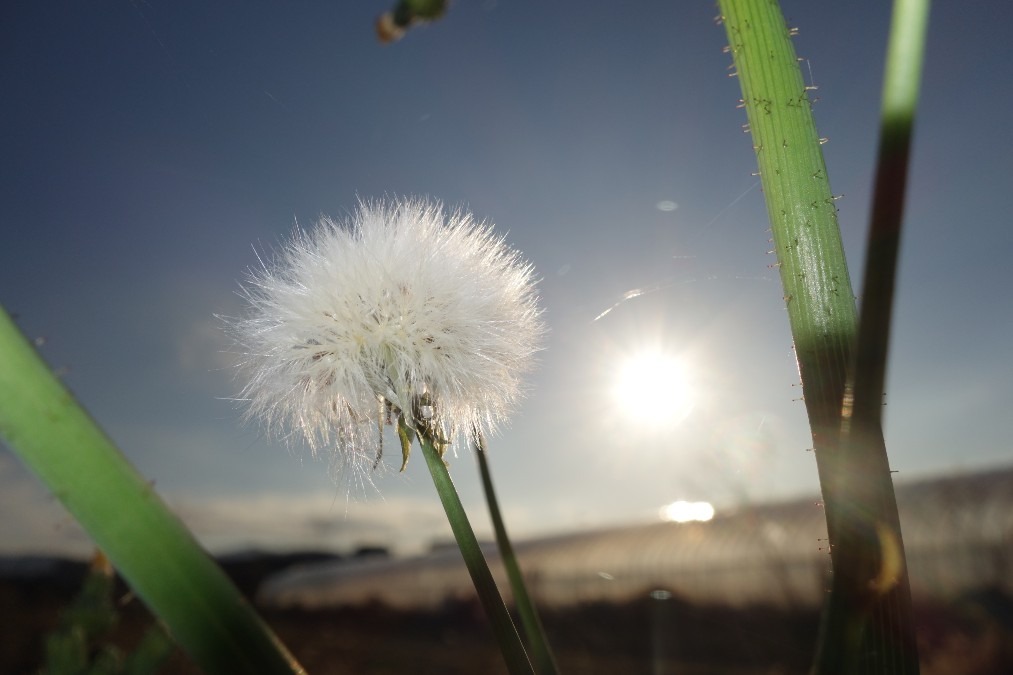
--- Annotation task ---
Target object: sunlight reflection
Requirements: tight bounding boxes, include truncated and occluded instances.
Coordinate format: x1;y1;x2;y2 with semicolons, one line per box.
660;500;715;523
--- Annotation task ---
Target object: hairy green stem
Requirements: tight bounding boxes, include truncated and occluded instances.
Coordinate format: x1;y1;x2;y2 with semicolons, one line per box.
474;434;559;675
419;434;534;675
716;1;923;673
0;305;303;675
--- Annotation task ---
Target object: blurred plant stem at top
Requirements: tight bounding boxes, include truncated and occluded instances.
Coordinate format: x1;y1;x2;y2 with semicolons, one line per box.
716;0;924;673
42;550;174;675
416;426;535;674
474;432;560;675
377;0;449;43
0;305;304;675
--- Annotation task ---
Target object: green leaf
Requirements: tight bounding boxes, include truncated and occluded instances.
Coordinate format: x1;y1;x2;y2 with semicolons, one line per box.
0;306;303;675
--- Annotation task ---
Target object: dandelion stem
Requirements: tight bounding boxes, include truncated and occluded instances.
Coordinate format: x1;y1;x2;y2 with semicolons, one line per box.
0;305;304;675
419;434;534;675
474;434;559;675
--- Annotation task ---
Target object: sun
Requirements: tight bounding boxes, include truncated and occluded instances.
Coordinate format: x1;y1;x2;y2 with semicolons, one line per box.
613;350;694;427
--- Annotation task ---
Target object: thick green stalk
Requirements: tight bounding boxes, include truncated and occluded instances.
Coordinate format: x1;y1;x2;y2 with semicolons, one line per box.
418;434;534;675
717;1;921;673
0;305;303;674
719;0;858;445
474;434;559;675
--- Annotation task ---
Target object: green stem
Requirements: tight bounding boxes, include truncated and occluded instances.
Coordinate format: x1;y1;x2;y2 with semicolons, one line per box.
716;2;923;673
719;0;859;447
474;434;559;675
0;305;303;675
821;2;930;674
848;0;931;430
418;434;534;675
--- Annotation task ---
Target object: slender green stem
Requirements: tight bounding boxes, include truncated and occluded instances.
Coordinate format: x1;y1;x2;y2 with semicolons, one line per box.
820;2;930;674
847;0;931;429
418;434;534;675
474;434;559;675
716;2;923;673
0;305;304;675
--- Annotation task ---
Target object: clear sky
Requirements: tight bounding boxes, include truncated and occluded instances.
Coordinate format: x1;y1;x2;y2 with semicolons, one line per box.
2;1;1012;558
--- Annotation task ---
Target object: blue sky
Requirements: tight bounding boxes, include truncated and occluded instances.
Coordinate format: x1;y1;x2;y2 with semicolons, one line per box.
2;1;1012;557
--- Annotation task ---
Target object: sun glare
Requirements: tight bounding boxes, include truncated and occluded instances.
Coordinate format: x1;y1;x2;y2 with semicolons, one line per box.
613;350;694;427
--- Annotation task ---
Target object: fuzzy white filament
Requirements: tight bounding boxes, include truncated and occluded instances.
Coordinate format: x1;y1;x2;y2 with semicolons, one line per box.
228;198;543;475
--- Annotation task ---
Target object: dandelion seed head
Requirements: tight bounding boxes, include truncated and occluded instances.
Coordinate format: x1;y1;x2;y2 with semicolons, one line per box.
226;198;544;476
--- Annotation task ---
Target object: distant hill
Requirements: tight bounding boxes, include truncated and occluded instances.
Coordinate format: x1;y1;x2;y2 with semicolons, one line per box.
259;465;1013;610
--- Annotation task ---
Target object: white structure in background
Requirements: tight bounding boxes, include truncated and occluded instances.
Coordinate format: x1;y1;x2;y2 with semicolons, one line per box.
259;467;1013;611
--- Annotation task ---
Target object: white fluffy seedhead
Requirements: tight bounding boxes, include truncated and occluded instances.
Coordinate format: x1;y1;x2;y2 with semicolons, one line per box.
227;198;544;477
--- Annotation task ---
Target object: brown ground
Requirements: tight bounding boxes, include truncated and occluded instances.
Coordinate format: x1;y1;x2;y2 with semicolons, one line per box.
2;559;1010;674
